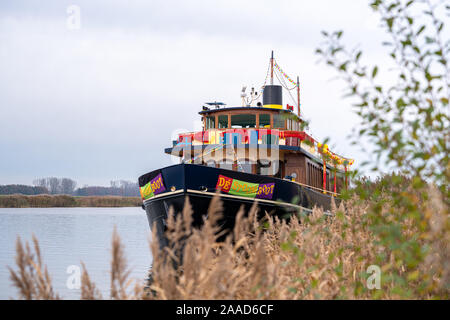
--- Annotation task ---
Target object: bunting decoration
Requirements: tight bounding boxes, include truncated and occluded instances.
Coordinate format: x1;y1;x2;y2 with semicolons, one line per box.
317;142;354;167
176;131;355;169
273;61;299;87
177;129;355;170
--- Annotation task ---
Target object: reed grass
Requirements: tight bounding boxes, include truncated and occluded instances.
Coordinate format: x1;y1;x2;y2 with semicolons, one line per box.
0;194;142;208
8;184;449;299
8;235;59;300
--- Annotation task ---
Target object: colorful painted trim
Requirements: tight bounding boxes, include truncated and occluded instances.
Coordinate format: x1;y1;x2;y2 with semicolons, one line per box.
140;173;166;200
262;104;283;109
216;175;275;200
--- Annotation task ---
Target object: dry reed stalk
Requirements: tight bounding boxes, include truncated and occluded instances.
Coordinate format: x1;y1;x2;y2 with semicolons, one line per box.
80;262;102;300
146;190;448;299
8;235;59;300
8;184;449;299
422;184;450;295
110;227;132;299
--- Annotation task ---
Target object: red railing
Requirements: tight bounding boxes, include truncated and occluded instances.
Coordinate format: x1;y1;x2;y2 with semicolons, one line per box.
176;129;354;167
177;129;310;144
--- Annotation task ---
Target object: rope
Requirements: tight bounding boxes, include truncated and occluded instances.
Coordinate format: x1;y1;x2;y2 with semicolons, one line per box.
290;179;340;197
274;68;298;106
275;67;297;91
273;59;298;88
275;66;297;91
272;58;310;120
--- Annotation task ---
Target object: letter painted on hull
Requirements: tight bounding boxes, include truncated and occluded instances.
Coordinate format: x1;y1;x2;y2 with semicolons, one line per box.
256;183;275;199
216;175;275;200
140;173;166;200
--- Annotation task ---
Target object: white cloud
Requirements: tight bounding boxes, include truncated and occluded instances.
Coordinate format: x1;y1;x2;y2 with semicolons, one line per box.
0;0;395;185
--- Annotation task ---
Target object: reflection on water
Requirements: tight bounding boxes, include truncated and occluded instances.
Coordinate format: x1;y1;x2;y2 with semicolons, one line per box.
0;207;152;300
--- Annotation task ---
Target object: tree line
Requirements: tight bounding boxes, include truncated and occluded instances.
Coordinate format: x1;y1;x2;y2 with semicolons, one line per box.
0;178;140;197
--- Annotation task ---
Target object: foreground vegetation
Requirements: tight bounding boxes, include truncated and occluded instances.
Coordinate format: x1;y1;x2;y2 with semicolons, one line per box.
0;194;142;208
8;184;449;299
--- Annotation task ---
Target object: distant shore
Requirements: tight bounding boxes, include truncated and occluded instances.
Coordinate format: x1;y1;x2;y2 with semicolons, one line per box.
0;194;142;208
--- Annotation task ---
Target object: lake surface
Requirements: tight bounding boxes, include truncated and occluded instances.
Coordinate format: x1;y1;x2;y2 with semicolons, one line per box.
0;207;152;300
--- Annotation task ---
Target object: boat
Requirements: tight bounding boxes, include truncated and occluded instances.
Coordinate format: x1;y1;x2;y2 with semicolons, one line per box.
138;52;354;247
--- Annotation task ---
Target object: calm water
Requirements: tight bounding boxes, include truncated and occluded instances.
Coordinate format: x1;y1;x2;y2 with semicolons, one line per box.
0;207;152;299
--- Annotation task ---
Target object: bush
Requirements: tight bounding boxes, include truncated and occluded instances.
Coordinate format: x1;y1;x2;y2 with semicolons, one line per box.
8;191;448;299
0;195;141;208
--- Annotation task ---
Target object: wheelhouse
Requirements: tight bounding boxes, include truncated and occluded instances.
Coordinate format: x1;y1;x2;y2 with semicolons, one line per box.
165;106;352;195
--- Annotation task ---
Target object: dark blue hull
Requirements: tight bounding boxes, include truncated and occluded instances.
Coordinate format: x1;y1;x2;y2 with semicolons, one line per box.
139;164;336;248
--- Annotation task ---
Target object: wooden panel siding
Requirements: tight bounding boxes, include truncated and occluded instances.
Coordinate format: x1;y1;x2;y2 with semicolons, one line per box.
285;153;307;184
306;159;327;191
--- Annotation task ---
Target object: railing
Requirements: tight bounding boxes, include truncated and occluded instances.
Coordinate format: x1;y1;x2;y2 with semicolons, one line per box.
288;179;340;197
176;128;354;171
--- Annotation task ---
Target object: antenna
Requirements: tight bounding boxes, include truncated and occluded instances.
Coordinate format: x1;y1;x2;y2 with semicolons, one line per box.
205;101;226;109
250;86;256;107
270;50;274;85
297;76;300;117
241;86;247;106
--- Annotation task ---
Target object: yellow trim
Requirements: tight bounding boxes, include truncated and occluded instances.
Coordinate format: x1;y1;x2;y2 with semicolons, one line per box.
142;189;333;215
263;104;283;109
290;180;340;196
187;189;302;208
142;189;184;203
188;190;331;215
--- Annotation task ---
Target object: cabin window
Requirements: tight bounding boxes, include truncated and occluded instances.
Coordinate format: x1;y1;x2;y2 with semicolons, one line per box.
261;134;279;144
259;114;270;128
273;113;285;129
287;119;292;130
237;161;253;174
218;115;228;129
257;159;280;176
218;160;233;170
205;116;215;129
205;160;216;168
257;159;270;175
231;114;256;128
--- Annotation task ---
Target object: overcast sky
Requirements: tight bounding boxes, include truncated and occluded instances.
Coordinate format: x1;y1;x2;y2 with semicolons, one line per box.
0;0;406;186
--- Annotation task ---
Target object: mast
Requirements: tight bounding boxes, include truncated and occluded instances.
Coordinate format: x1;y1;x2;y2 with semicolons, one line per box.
297;76;300;117
270;50;274;85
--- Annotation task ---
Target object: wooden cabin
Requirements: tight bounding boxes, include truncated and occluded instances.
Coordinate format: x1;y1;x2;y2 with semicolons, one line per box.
165;106;349;195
